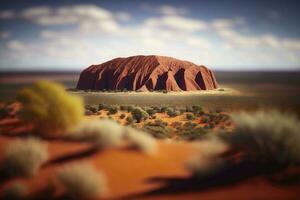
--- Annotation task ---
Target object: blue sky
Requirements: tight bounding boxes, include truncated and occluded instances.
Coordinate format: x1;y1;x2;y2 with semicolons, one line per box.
0;0;299;71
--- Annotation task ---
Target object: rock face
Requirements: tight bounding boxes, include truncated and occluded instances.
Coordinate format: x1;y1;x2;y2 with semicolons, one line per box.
76;55;218;91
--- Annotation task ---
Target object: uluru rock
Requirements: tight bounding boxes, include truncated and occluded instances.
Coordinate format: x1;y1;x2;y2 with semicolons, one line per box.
76;55;218;91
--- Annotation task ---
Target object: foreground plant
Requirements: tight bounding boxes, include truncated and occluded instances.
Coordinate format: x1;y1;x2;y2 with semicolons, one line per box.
227;110;300;168
124;127;157;155
185;137;228;177
57;163;106;199
68;119;124;148
3;137;48;177
17;81;84;137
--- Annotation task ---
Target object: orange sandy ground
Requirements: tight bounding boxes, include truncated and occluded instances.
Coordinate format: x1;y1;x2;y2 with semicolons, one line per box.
0;136;299;200
0;105;299;200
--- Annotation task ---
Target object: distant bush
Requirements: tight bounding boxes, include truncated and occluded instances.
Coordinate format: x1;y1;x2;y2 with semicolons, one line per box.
146;108;156;116
68;119;124;148
3;137;48;177
57;163;106;199
106;105;118;115
186;113;195;120
201;115;210;123
87;105;98;113
180;127;207;141
2;182;27;200
226;110;300;167
120;105;127;111
166;108;180;117
170;121;182;129
124;127;157;154
98;103;106;111
17;81;84;137
125;115;134;124
142;121;171;139
131;107;149;123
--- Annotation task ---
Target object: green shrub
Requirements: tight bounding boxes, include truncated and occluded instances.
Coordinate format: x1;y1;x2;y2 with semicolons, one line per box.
142;121;171;139
186;113;195;120
106;105;118;115
17;81;84;136
186;106;193;112
98;103;106;111
167;110;180;117
126;115;134;124
3;137;48;177
57;163;106;199
131;107;149;123
180;127;207;140
85;105;98;113
227;110;300;167
126;105;135;112
146;108;156;116
120;105;127;111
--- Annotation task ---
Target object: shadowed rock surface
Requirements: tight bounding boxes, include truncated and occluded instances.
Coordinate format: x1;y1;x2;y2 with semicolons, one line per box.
76;55;218;91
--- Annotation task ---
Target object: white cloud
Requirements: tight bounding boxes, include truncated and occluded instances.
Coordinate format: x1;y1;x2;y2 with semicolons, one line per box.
211;17;245;30
19;5;122;33
186;37;212;49
0;4;299;70
144;15;208;32
141;4;188;16
158;5;188;15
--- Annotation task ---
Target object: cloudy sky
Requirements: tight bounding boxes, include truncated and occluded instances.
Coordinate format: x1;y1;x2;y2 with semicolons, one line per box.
0;0;299;71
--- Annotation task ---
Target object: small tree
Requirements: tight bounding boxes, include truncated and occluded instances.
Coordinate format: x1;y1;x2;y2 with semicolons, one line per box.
131;107;149;123
17;81;84;137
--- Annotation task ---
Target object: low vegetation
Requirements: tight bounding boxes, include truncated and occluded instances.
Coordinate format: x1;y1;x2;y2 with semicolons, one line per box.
142;120;172;139
186;137;228;177
68;119;124;148
17;81;84;137
2;137;48;177
124;127;157;154
131;107;149;123
226;110;300;167
57;163;106;199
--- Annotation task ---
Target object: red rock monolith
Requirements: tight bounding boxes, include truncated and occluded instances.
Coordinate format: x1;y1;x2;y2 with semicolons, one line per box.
76;55;218;91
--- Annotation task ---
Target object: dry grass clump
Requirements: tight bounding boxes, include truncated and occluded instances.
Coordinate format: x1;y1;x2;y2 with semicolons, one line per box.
3;137;48;177
68;119;124;148
124;127;157;155
17;81;84;137
229;110;300;167
2;182;27;200
185;137;228;176
57;163;106;199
